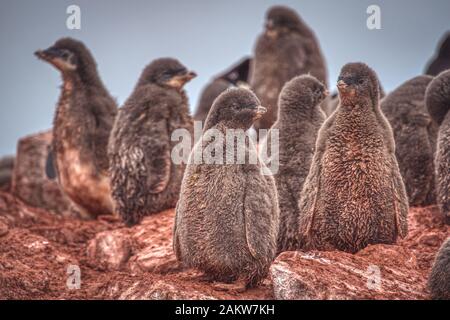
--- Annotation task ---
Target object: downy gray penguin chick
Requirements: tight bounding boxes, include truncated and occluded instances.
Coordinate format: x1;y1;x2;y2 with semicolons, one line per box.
250;5;328;131
298;62;409;253
35;38;118;218
381;75;437;206
425;69;450;225
261;75;327;252
174;88;279;288
428;237;450;300
108;58;195;226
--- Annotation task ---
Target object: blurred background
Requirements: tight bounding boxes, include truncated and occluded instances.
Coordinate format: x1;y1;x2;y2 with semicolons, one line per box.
0;0;449;156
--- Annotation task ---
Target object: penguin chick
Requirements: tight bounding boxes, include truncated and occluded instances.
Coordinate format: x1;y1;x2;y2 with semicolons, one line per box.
428;237;450;300
250;5;328;131
298;62;409;253
261;75;327;252
35;38;118;218
425;69;450;225
194;57;251;123
425;32;450;76
174;88;279;288
108;58;195;226
381;75;437;206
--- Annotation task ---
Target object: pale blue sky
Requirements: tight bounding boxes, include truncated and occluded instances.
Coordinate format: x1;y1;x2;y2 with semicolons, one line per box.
0;0;449;156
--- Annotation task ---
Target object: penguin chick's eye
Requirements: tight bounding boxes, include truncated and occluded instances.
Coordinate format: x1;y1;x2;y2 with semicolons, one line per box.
60;50;71;59
357;79;365;85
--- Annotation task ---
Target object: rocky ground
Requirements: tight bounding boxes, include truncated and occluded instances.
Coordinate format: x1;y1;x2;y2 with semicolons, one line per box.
0;131;448;300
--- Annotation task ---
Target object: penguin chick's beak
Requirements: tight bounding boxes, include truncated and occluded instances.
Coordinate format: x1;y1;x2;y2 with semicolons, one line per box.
265;20;278;38
35;47;76;71
34;47;62;61
167;71;197;89
337;80;348;91
265;19;275;30
254;106;267;119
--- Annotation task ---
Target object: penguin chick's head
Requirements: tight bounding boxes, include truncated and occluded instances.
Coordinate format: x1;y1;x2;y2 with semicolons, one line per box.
280;75;328;111
337;62;380;106
265;6;302;36
137;58;196;90
425;69;450;125
35;37;92;73
205;88;266;130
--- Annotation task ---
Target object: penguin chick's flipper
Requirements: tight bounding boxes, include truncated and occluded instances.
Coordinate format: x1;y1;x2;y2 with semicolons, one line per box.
297;115;334;240
298;154;322;237
45;147;57;180
242;173;277;261
173;201;182;260
144;119;171;194
390;154;409;238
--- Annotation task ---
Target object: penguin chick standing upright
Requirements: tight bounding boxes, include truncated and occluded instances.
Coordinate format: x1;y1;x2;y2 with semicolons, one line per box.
35;38;118;218
250;5;328;131
428;237;450;300
194;57;251;124
261;75;327;252
108;58;195;226
381;75;437;206
298;63;409;253
174;88;279;288
425;69;450;225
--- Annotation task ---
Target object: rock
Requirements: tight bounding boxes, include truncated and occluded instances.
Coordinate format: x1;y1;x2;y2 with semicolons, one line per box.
1;198;446;299
0;219;8;237
117;280;219;300
10;130;80;218
87;230;132;271
271;246;427;300
0;191;55;227
130;244;179;273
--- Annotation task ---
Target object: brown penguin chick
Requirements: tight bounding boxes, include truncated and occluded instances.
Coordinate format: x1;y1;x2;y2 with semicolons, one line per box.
108;58;195;226
381;75;437;206
174;88;279;288
425;32;450;76
250;5;328;131
261;75;327;252
35;38;118;218
194;57;251;124
298;62;409;254
428;237;450;300
425;69;450;225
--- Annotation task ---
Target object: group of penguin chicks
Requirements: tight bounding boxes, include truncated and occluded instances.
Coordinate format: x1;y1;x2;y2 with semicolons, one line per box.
34;6;449;298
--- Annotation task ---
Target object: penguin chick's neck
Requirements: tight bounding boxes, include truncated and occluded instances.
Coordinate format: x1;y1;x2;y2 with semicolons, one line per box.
336;99;382;133
279;98;320;121
61;67;109;97
208;121;252;133
339;92;378;113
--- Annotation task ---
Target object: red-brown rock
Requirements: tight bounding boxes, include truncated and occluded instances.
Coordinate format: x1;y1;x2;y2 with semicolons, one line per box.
86;230;133;271
10;131;80;218
0;189;447;300
271;246;426;300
